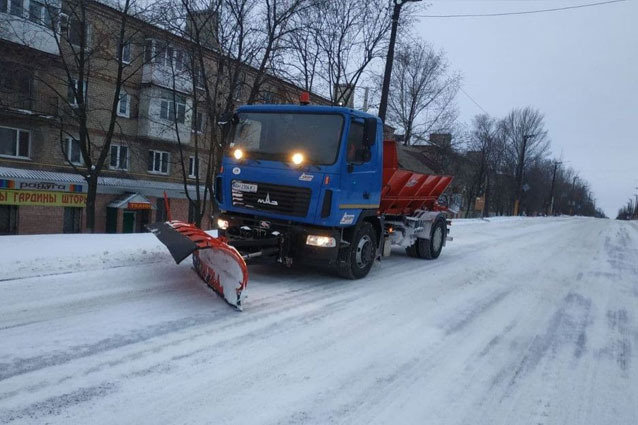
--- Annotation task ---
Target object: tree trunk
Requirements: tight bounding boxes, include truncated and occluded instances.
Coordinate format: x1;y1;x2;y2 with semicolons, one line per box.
85;174;98;233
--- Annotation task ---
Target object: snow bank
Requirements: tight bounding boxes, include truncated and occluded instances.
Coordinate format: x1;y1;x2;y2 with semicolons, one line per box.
451;216;571;226
0;233;172;281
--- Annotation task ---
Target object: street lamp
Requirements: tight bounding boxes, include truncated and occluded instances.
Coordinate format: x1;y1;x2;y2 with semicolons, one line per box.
378;0;422;122
513;134;536;216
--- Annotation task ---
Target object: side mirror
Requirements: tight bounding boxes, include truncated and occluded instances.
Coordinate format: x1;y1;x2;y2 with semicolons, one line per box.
363;117;377;147
217;112;237;127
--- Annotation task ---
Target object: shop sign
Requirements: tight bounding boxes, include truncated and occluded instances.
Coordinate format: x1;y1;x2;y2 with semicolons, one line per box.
0;178;85;193
0;189;86;207
127;202;152;210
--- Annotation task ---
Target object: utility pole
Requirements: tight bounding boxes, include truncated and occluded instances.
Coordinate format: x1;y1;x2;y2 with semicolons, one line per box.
548;161;562;216
378;0;422;122
513;134;536;216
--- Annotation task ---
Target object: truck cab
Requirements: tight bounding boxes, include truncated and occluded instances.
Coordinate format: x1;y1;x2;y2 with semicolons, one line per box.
215;104;384;278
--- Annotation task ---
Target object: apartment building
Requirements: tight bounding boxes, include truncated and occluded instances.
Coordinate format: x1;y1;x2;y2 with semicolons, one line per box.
0;0;328;234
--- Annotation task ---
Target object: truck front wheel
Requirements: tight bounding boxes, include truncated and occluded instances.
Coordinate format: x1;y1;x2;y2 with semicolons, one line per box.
337;222;377;279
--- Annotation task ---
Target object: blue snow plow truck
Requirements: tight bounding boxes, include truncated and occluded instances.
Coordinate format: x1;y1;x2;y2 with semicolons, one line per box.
215;103;454;280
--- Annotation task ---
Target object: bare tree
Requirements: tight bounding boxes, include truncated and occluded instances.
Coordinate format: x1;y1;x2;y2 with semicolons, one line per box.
245;0;308;104
385;41;460;145
463;114;503;217
304;0;392;105
500;106;550;213
279;8;321;92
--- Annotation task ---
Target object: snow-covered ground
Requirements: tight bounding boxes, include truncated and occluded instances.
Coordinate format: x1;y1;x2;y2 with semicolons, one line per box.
1;217;637;424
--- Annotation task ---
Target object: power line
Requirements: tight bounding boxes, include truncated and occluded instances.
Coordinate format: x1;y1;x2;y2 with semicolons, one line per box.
416;0;627;18
402;31;490;115
459;87;489;114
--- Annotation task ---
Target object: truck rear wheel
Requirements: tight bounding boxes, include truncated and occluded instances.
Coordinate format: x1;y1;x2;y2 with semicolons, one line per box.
420;219;446;259
337;222;377;279
406;219;446;260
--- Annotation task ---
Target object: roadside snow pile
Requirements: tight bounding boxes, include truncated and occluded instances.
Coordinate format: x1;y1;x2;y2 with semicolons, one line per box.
452;216;571;226
0;233;173;281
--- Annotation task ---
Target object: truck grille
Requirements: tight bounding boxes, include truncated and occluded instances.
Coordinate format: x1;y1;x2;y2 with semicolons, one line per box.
231;180;311;217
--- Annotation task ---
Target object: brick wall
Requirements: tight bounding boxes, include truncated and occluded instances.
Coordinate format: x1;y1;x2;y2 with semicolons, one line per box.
18;205;64;234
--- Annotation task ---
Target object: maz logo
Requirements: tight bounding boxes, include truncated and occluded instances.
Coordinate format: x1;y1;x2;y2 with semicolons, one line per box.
257;193;278;206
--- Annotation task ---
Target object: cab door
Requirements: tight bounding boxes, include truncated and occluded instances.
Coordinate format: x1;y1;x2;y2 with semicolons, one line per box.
340;118;380;222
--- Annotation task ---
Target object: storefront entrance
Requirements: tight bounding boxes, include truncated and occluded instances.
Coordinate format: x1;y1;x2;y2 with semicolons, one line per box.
107;193;154;233
122;211;136;233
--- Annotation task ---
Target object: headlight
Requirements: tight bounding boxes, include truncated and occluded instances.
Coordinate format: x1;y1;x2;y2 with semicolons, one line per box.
291;152;304;165
306;235;336;248
217;218;229;230
233;148;244;160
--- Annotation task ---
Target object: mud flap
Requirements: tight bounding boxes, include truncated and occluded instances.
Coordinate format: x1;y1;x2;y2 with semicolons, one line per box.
149;221;248;310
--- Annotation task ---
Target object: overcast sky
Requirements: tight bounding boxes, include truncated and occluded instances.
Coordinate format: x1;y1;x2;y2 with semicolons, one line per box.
412;0;637;217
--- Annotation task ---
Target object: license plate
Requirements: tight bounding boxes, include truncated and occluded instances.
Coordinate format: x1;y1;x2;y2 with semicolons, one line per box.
232;182;258;193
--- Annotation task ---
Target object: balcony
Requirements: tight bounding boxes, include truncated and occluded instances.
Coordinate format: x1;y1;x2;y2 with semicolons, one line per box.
141;40;194;94
0;10;60;56
0;90;58;116
141;63;193;95
137;86;193;144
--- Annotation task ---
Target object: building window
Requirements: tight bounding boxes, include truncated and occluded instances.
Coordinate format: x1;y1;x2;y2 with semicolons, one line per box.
67;17;84;47
0;126;30;159
63;207;82;233
159;95;186;124
192;111;204;133
188;156;199;178
261;91;277;104
0;205;18;235
153;41;171;67
110;144;128;170
117;91;130;117
175;49;187;72
68;79;87;106
193;65;205;88
118;41;131;64
144;39;153;63
148;150;169;174
66;137;83;165
9;0;23;17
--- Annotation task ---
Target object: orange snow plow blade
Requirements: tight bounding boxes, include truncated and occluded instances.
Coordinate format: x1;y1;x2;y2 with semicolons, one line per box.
148;220;248;310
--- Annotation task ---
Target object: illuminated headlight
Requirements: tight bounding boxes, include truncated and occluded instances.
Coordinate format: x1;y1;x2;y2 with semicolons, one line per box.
217;218;229;230
306;235;336;248
233;148;244;160
291;152;304;165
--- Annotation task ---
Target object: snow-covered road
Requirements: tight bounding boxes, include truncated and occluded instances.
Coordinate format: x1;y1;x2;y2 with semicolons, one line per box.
1;217;637;424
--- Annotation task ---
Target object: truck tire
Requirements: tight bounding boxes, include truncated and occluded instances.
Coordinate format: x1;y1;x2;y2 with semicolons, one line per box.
337;222;377;279
419;219;446;259
405;219;446;260
405;243;419;258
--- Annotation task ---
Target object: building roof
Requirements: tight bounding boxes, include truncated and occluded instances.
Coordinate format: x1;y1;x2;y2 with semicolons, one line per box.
0;166;200;198
108;192;155;209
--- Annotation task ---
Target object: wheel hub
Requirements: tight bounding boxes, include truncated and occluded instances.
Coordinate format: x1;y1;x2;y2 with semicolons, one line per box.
355;235;373;269
432;226;443;252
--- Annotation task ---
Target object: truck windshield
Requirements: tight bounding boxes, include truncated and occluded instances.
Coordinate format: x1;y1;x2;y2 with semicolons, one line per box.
230;112;344;165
